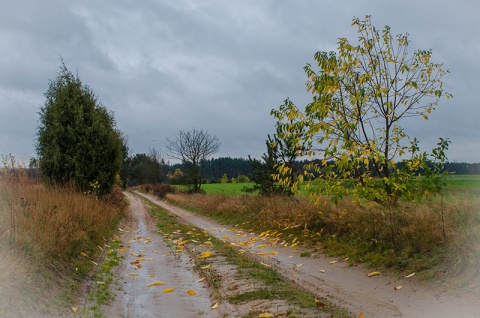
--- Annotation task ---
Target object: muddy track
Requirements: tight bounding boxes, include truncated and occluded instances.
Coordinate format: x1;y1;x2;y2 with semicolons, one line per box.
135;191;480;318
103;192;218;318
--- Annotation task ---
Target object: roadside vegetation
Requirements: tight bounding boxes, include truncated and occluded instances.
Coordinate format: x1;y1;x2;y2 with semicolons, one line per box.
158;180;480;291
0;174;126;317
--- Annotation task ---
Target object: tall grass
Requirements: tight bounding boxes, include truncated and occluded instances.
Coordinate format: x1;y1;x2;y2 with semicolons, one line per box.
166;186;480;286
0;176;126;316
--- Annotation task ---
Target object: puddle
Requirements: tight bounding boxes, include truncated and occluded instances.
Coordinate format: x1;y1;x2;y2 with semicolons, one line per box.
104;192;218;318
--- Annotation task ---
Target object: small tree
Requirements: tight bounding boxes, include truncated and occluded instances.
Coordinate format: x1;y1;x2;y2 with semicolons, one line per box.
165;128;220;193
273;16;451;206
248;135;290;196
36;61;123;194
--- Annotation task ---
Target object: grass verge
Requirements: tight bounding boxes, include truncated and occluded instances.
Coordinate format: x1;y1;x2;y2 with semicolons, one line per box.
0;179;126;316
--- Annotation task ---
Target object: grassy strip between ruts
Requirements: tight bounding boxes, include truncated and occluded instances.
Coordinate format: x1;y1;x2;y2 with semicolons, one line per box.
141;195;352;318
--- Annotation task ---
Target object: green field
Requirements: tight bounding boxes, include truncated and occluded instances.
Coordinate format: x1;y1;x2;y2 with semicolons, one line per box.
175;174;480;196
446;174;480;187
175;182;256;195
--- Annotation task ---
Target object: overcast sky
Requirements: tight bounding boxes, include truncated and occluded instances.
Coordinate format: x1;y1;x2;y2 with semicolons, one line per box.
1;1;478;163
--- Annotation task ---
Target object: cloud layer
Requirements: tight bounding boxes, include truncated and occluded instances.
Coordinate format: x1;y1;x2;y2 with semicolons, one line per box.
1;1;478;162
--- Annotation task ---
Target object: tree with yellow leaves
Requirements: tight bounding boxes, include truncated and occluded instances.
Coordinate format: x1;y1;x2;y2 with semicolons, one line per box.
272;16;451;206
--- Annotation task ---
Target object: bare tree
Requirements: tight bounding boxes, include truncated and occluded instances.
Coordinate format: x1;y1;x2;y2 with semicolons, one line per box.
165;128;220;192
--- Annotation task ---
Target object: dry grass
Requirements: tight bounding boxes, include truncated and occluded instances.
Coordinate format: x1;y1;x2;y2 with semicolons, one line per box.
0;179;126;317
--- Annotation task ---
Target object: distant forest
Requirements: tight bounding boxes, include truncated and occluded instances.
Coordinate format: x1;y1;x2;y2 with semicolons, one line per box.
164;157;480;184
119;154;480;187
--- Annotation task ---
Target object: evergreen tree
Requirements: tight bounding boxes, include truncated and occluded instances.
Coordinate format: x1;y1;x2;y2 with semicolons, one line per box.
36;61;123;194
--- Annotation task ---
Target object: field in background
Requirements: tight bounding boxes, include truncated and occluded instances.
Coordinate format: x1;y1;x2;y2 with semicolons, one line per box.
174;182;256;195
173;174;480;196
446;174;480;187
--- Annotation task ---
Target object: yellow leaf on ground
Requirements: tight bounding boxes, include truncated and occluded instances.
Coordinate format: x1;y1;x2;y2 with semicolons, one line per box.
187;289;196;296
405;272;415;278
201;265;211;270
359;312;363;318
198;277;206;282
394;285;403;290
210;302;219;310
147;281;165;287
329;260;338;264
269;251;278;255
258;313;273;318
71;307;78;313
367;271;381;277
80;252;88;257
127;273;139;277
199;251;212;258
204;241;213;246
319;269;325;273
162;287;175;293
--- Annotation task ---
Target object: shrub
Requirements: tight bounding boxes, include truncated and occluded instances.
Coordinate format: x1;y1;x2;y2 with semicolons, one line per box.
153;184;176;198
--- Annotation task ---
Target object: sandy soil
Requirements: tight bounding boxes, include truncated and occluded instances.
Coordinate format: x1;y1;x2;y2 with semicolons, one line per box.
135;191;480;318
103;192;218;318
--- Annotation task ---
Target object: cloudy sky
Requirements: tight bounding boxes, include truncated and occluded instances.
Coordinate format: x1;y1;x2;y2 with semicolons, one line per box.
1;1;478;163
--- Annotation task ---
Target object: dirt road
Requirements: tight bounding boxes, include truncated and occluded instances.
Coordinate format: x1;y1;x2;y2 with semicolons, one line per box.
104;192;218;318
135;191;480;318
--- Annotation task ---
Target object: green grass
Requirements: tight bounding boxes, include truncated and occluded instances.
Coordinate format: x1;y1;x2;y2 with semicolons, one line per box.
175;182;256;195
446;174;480;188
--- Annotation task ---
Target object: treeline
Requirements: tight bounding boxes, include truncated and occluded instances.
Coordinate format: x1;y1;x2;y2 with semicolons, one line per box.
119;152;479;188
120;156;254;187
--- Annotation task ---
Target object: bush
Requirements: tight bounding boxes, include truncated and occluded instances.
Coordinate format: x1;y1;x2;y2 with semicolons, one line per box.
153;184;176;198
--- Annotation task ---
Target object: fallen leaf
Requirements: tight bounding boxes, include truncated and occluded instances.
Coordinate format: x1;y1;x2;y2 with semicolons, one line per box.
258;313;273;318
329;260;338;264
149;274;154;278
394;285;403;290
147;281;165;287
119;249;127;253
319;269;325;273
367;271;381;277
269;251;278;255
187;289;196;296
162;287;175;293
201;265;211;270
199;251;212;258
359;312;364;318
71;307;78;313
315;298;326;307
405;272;415;278
210;302;219;310
80;252;88;257
126;273;139;277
